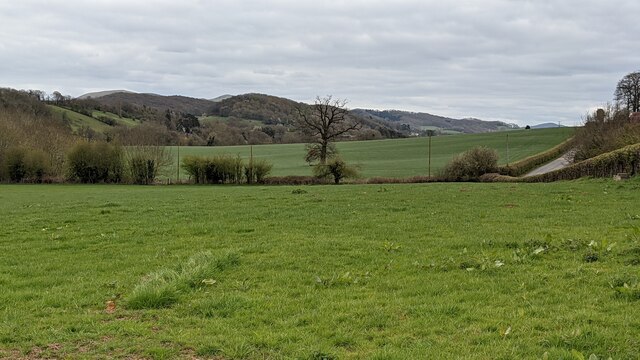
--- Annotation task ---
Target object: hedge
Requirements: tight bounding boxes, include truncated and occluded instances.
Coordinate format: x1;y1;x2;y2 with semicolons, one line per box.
522;143;640;182
498;137;575;177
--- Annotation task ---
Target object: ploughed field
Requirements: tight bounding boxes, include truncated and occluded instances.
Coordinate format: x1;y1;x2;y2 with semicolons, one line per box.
1;179;639;359
167;127;574;178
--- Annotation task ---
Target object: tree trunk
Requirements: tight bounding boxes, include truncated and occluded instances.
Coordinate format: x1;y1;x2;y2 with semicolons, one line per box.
320;141;328;165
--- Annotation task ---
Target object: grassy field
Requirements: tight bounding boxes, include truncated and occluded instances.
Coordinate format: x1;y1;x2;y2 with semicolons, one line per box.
48;105;112;133
1;180;639;359
167;127;574;179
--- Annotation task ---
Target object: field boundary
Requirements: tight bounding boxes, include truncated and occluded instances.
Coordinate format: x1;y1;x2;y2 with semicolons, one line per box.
481;143;640;182
497;137;575;177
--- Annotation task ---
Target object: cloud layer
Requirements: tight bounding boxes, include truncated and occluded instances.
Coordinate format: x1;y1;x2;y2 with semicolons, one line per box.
1;0;639;125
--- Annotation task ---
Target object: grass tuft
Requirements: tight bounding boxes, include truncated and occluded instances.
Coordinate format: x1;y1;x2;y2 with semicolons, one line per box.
126;252;240;309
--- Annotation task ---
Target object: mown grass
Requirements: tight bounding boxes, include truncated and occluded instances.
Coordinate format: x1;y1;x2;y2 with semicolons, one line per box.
167;127;574;179
0;179;639;359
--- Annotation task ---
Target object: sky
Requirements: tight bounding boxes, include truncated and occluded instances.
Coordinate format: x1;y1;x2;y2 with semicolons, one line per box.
1;1;639;126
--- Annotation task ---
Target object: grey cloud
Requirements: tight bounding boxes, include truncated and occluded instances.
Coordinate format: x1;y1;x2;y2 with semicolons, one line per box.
1;0;639;125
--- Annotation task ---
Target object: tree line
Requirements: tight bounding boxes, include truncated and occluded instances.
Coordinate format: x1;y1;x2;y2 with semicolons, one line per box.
573;70;640;161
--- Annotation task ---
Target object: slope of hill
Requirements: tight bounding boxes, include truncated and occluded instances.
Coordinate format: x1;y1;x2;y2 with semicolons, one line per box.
92;92;215;115
78;90;135;99
352;109;519;134
210;93;303;125
80;91;517;137
209;93;408;138
210;94;233;102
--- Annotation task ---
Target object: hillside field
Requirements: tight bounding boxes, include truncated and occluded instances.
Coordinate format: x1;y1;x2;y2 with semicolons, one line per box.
1;180;639;359
167;127;574;179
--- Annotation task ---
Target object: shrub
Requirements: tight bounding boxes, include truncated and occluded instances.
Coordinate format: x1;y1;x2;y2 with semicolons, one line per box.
245;159;273;184
442;146;498;181
181;156;207;183
182;155;245;184
23;149;49;183
313;157;360;184
125;146;172;184
67;142;123;183
1;147;50;183
4;147;26;182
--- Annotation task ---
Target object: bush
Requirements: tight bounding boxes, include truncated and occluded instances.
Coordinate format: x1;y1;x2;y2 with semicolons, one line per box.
313;157;360;184
1;147;49;183
182;155;244;184
23;149;49;182
3;148;26;182
244;159;273;184
125;146;172;184
442;146;498;181
67;142;123;183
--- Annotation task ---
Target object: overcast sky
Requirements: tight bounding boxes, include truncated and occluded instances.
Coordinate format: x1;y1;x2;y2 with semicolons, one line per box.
1;1;639;125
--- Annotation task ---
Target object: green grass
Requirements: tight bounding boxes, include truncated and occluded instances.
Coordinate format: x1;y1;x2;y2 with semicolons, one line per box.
92;110;139;127
167;127;574;179
48;105;112;133
1;179;639;359
48;106;139;133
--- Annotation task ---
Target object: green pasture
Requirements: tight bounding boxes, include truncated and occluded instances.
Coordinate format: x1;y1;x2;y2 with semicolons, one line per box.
168;127;574;179
48;105;111;133
0;180;639;359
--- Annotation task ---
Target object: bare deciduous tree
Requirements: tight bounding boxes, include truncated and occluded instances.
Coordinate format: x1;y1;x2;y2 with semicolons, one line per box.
615;71;640;113
295;96;361;164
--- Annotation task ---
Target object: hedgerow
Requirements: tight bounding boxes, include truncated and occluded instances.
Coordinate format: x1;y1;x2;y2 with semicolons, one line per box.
523;143;640;182
498;137;575;177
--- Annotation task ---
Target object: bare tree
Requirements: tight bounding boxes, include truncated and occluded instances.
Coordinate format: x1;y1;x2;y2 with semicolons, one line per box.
295;96;361;164
614;71;640;112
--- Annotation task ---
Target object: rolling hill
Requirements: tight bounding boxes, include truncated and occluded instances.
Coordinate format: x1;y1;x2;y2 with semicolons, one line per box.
352;109;519;134
88;91;215;115
80;90;518;137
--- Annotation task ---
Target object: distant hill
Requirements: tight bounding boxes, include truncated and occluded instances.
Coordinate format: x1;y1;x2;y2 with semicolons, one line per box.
78;91;515;137
210;93;407;138
91;92;215;115
210;94;233;102
352;109;519;134
78;90;135;99
531;122;565;129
